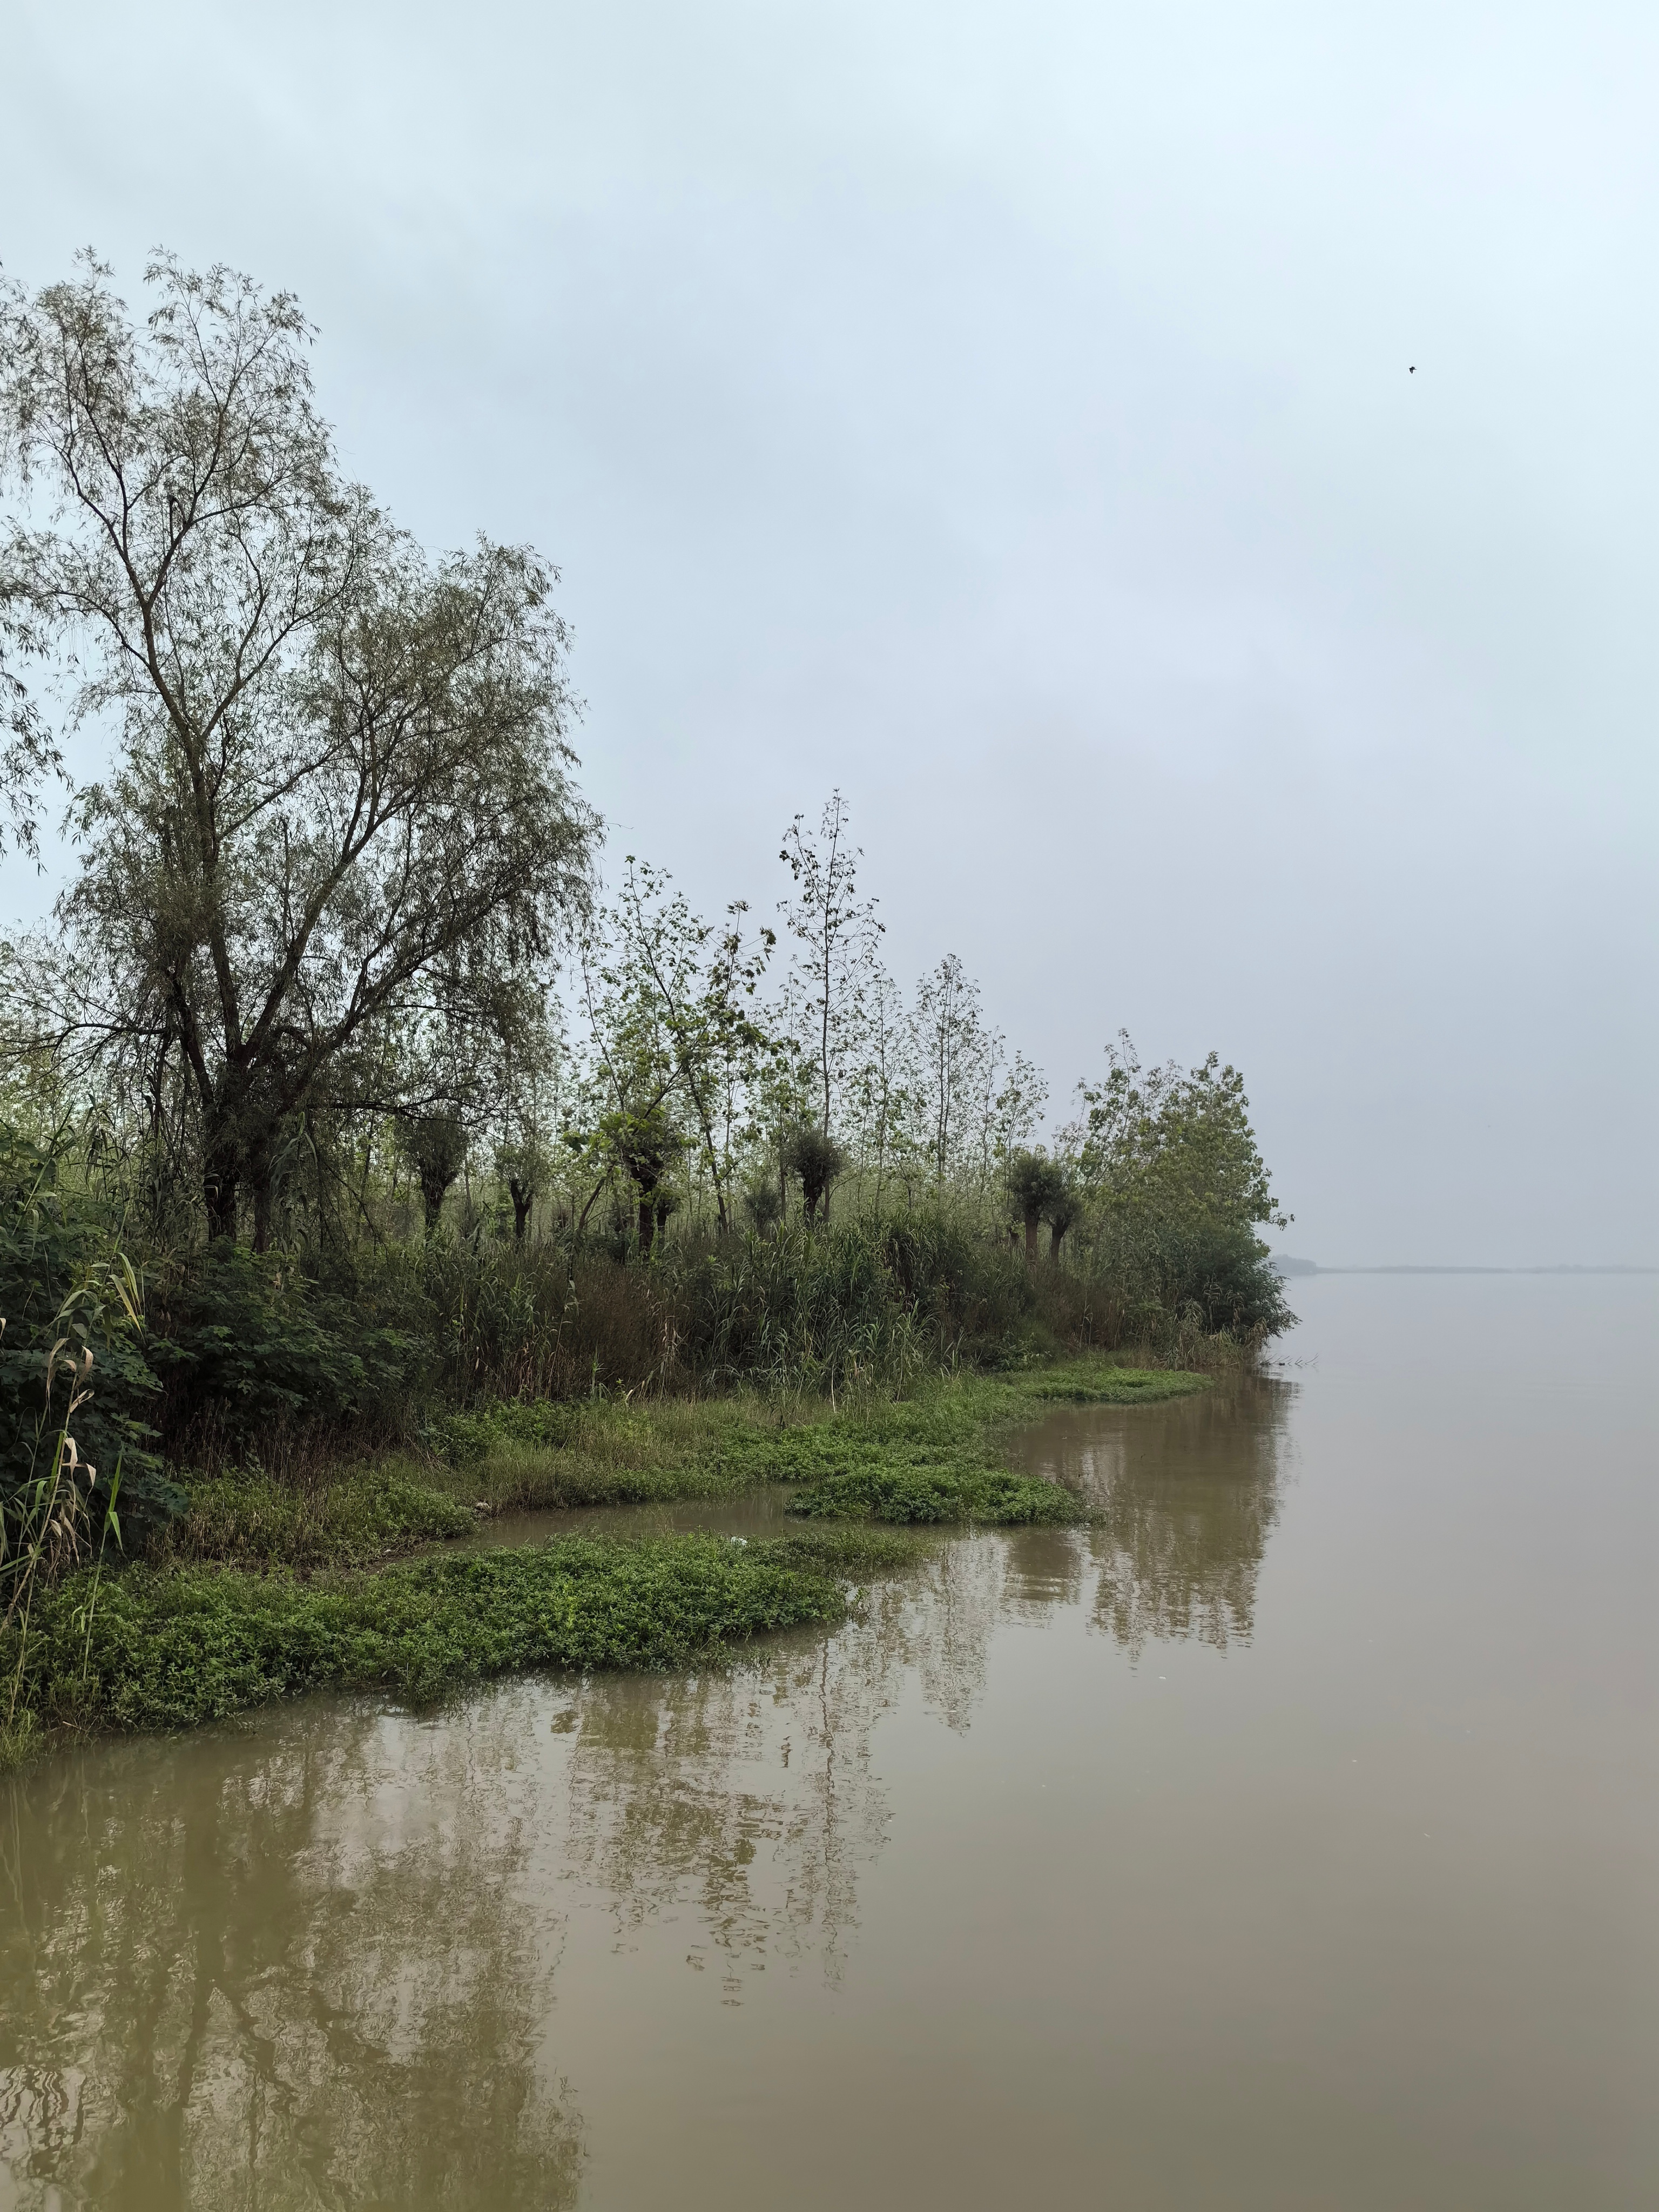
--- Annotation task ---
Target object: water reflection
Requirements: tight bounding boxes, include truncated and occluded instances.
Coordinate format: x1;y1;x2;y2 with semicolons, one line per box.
1;1709;586;2209
0;1386;1293;2206
1006;1376;1296;1656
554;1638;891;1993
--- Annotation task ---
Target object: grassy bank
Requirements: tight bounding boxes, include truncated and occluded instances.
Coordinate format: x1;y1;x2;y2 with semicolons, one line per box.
3;1358;1208;1762
3;1528;919;1749
424;1360;1210;1521
149;1358;1208;1569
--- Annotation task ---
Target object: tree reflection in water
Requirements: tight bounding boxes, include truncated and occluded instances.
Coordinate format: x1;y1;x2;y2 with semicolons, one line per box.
1;1708;586;2209
0;1386;1293;2204
1005;1375;1296;1655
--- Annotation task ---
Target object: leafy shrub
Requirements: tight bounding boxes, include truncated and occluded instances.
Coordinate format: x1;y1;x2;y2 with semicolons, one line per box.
786;1465;1077;1525
167;1464;473;1570
0;1123;176;1549
147;1244;424;1464
1081;1215;1293;1347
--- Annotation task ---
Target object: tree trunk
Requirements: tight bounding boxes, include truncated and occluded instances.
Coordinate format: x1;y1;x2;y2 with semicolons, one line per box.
1049;1222;1067;1261
1023;1215;1040;1262
252;1174;274;1253
637;1196;656;1256
204;1121;240;1242
205;1167;240;1243
420;1171;449;1236
510;1177;533;1240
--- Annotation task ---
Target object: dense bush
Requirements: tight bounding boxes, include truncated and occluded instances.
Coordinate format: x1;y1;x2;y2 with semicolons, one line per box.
412;1211;1053;1404
0;1125;176;1551
144;1244;426;1466
1080;1213;1293;1347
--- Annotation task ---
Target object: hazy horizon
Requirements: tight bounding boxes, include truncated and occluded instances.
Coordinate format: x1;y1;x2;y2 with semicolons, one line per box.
3;0;1654;1265
1273;1257;1657;1272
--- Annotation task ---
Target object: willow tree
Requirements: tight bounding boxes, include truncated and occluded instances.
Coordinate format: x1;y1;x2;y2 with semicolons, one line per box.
0;601;62;861
0;254;595;1244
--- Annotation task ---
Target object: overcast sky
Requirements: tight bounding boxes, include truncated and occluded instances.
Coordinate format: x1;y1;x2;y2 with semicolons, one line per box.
3;0;1654;1263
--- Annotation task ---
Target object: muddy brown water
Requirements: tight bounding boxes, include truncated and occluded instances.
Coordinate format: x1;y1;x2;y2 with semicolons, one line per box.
2;1274;1655;2209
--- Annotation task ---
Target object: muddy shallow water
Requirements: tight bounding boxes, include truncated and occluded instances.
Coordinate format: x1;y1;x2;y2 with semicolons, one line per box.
2;1274;1655;2209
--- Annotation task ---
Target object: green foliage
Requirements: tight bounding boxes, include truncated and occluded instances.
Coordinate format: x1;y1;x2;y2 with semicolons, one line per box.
1;253;595;1245
784;1125;847;1220
786;1465;1076;1524
167;1464;473;1571
397;1112;470;1234
0;1123;175;1543
683;1219;929;1388
1083;1215;1294;1344
432;1400;752;1511
875;1209;1047;1367
1016;1365;1211;1404
147;1245;424;1461
742;1181;783;1232
421;1361;1211;1522
392;1211;1067;1405
4;1529;914;1735
1074;1042;1295;1345
1078;1043;1287;1232
1006;1148;1068;1239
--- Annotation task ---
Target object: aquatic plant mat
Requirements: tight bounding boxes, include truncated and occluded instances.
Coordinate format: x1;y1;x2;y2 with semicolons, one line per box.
3;1529;918;1741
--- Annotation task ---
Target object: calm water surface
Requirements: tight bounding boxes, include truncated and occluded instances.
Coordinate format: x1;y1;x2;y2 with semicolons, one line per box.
2;1276;1655;2208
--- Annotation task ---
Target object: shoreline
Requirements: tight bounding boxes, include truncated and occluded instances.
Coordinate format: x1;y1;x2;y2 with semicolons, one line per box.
3;1361;1211;1764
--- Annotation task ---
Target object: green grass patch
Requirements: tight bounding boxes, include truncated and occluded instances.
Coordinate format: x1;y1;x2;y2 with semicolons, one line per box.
153;1361;1209;1567
785;1466;1077;1525
5;1528;920;1739
419;1359;1210;1525
1014;1366;1211;1405
428;1396;785;1510
167;1464;475;1570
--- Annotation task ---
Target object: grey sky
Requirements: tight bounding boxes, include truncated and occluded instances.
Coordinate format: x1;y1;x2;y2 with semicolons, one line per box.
4;0;1654;1263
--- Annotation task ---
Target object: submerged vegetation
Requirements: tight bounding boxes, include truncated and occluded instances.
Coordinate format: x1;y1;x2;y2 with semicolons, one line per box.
0;251;1287;1759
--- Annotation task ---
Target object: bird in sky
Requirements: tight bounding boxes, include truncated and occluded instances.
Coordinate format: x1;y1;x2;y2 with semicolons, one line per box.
1409;366;1416;374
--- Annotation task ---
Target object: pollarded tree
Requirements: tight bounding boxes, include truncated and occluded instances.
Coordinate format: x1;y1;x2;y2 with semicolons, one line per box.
1006;1148;1068;1262
741;1179;782;1234
1046;1179;1082;1261
397;1109;469;1237
784;1124;846;1224
598;1102;683;1255
0;254;595;1246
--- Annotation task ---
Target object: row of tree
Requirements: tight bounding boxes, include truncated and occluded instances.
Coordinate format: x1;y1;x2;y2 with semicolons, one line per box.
0;253;1287;1275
